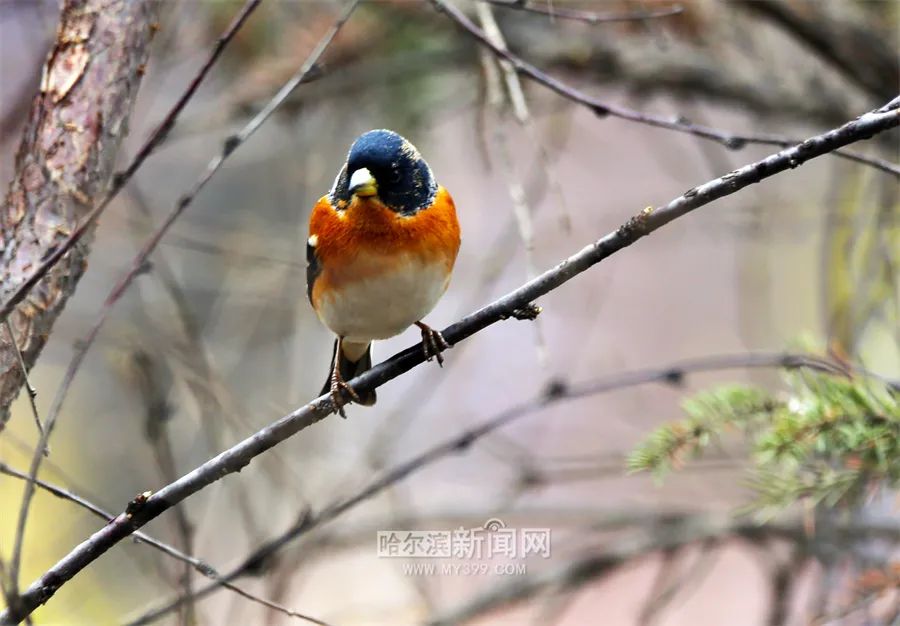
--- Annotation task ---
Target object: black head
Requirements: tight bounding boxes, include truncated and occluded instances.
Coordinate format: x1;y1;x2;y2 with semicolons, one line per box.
329;129;437;215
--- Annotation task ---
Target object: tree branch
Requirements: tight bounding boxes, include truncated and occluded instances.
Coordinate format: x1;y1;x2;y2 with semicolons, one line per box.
0;463;331;626
2;95;898;623
485;0;684;24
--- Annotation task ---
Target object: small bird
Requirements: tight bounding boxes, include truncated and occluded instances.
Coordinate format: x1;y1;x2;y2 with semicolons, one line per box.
307;129;461;414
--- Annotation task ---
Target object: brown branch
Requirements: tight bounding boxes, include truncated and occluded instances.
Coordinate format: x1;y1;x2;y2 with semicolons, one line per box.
0;462;332;626
2;321;42;438
3;92;898;622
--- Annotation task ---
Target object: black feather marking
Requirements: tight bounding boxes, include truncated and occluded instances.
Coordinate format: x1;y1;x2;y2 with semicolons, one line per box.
306;237;321;304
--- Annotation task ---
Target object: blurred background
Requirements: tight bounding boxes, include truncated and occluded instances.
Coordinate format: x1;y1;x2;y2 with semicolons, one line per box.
1;0;897;624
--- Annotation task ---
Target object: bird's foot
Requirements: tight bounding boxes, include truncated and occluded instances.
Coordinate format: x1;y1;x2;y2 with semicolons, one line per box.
330;370;360;418
415;321;450;367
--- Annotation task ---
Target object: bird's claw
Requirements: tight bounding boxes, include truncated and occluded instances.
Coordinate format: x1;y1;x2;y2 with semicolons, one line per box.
417;322;450;367
330;375;360;418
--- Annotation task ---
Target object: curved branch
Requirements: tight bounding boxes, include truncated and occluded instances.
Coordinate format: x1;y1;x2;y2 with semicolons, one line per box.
2;98;897;623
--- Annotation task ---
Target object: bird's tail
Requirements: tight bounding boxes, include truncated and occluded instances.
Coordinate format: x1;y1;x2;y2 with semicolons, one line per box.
320;339;377;406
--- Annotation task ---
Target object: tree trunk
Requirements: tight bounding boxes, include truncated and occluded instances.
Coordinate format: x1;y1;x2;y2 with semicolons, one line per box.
0;0;159;428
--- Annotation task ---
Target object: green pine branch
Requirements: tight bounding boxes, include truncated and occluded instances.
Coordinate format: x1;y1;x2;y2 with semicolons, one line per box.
628;369;900;517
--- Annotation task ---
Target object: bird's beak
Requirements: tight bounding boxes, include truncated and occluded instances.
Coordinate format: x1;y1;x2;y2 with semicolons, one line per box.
348;168;378;197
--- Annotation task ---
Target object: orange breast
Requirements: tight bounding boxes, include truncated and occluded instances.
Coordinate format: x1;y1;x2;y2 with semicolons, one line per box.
309;186;461;308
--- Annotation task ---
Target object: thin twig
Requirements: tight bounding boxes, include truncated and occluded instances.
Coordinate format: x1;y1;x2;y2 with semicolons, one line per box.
2;322;43;439
124;183;271;546
0;463;331;626
477;2;549;365
210;584;333;626
429;0;900;178
4;95;899;623
637;539;720;626
126;346;195;624
0;462;199;569
485;0;684;24
0;557;13;626
123;351;889;625
0;0;263;325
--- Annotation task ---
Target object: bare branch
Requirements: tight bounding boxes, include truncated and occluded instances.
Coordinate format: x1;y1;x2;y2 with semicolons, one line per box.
0;462;199;570
2;92;898;622
428;0;900;177
0;463;331;626
485;0;684;24
2;321;42;438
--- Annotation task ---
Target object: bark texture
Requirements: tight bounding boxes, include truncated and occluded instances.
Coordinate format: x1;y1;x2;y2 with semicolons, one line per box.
0;0;159;428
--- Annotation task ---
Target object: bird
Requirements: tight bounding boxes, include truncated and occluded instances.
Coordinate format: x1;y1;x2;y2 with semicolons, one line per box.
307;129;461;415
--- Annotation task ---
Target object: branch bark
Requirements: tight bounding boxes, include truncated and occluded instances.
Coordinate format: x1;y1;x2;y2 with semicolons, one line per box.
2;97;897;624
0;0;159;428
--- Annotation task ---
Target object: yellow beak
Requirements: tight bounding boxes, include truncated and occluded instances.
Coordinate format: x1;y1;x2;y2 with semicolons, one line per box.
348;167;378;197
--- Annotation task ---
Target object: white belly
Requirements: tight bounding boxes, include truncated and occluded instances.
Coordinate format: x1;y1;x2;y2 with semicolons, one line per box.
317;256;450;342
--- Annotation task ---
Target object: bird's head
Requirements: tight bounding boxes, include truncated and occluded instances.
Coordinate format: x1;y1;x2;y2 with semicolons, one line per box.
329;129;437;215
